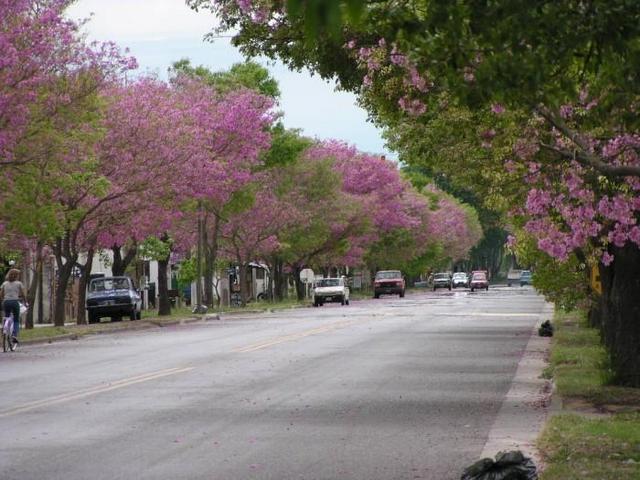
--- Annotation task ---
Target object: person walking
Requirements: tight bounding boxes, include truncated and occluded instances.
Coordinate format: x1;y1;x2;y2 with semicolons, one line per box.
1;269;27;340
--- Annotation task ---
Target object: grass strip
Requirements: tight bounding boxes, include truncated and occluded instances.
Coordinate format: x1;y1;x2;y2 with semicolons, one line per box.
539;413;640;479
538;309;640;479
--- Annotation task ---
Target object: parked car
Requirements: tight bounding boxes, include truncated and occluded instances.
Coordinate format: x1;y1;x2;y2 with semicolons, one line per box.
519;270;532;287
432;272;452;291
506;269;521;287
452;272;469;288
86;276;142;323
373;270;405;298
469;271;489;292
312;277;350;306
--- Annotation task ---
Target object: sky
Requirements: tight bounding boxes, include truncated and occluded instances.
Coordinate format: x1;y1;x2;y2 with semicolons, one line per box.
66;0;392;158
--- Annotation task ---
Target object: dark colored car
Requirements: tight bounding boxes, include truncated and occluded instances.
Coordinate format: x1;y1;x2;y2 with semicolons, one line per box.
374;270;405;298
86;276;142;323
469;271;489;292
432;272;452;291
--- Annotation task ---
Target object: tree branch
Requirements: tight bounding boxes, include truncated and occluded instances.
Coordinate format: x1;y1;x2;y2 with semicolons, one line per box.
536;105;640;178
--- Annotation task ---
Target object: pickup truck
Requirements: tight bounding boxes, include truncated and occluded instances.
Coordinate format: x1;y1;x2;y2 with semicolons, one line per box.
507;269;521;287
312;277;350;307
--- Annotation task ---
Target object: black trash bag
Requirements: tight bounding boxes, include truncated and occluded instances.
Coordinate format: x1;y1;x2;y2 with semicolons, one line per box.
461;450;538;480
538;320;554;337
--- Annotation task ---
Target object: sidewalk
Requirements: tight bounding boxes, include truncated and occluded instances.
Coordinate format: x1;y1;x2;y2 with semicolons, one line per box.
480;302;554;466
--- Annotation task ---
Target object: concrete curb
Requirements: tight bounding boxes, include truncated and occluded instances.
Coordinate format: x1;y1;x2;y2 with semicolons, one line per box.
479;302;554;466
19;315;215;346
18;306;307;346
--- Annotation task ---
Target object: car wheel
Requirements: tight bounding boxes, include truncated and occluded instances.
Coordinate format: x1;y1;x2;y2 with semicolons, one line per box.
88;312;98;324
374;293;380;299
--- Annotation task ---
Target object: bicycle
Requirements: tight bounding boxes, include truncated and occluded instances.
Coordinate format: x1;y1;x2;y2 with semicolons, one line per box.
2;314;17;352
230;292;243;307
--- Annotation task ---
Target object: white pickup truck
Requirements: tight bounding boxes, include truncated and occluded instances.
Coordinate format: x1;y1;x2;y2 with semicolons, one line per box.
507;269;522;287
312;277;350;307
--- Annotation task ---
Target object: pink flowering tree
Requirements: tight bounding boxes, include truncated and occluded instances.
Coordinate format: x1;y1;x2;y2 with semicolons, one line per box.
169;68;275;308
0;0;137;168
219;180;301;305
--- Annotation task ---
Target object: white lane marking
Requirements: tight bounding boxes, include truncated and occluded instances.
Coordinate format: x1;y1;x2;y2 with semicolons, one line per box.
0;367;194;418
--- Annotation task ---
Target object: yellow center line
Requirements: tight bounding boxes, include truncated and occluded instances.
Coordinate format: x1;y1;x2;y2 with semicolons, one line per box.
234;319;362;353
0;366;194;418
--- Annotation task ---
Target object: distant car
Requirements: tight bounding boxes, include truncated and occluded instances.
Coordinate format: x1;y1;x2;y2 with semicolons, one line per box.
519;270;532;287
452;272;469;289
373;270;405;298
507;269;521;287
313;277;350;306
86;276;142;323
469;271;489;292
432;272;452;291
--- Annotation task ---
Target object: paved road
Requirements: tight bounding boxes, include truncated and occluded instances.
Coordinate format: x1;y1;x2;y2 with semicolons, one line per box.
0;286;547;480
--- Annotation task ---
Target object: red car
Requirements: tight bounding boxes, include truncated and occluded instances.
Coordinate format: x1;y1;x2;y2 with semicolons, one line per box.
373;270;406;298
469;270;489;292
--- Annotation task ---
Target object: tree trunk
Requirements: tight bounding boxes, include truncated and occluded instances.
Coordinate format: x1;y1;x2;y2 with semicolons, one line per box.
271;257;285;301
204;244;214;307
75;247;95;325
25;242;43;329
598;244;640;387
53;257;74;327
203;216;220;307
294;265;305;301
37;254;44;324
157;255;171;316
111;243;137;276
238;262;249;307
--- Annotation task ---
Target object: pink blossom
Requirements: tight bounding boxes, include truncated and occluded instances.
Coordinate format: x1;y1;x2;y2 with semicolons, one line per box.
491;103;506;115
601;252;614;266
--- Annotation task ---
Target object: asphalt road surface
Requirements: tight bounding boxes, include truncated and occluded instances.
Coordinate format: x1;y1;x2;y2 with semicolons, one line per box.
0;286;547;480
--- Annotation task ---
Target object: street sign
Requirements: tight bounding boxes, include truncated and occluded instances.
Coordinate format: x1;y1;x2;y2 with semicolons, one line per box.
300;268;315;283
590;265;602;295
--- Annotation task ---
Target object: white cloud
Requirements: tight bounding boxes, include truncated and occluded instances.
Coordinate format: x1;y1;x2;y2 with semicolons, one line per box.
67;0;216;42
